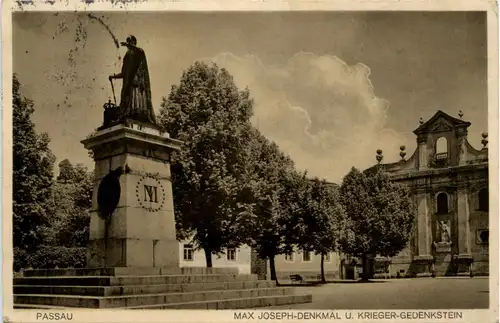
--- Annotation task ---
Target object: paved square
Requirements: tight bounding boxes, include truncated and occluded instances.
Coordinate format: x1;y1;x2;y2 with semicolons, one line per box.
271;277;490;309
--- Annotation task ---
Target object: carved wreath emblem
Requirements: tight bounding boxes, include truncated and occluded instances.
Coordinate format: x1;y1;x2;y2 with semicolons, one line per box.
430;118;453;133
135;172;166;212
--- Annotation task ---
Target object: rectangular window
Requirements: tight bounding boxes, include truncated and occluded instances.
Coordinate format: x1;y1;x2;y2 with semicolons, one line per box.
183;244;194;261
302;250;311;262
227;248;236;261
284;253;294;262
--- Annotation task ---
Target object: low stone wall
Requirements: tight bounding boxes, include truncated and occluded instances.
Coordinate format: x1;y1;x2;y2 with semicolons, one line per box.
376;258;489;278
472;260;489;276
250;251;267;280
275;270;340;281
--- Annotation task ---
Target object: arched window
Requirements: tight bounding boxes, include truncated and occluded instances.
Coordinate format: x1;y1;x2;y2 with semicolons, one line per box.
478;188;489;211
436;192;448;214
435;137;448;159
478;230;489;245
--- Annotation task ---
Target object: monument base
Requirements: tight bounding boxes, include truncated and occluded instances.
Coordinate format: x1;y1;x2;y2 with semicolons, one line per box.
453;254;474;277
410;255;435;278
82;122;181;269
86;238;179;268
13;267;312;309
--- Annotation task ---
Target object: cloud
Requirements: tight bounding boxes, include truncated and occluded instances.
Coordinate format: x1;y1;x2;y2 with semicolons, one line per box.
210;53;413;183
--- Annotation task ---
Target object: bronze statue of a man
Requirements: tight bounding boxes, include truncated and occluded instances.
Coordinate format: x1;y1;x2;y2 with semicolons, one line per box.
109;35;157;125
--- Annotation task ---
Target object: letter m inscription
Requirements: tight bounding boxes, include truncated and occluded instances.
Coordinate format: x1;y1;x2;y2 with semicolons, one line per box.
144;185;158;203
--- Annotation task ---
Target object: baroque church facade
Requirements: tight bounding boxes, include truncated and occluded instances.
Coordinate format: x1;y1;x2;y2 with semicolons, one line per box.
373;110;489;277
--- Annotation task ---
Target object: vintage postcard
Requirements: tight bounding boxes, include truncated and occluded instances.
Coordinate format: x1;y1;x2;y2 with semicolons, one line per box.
2;0;498;322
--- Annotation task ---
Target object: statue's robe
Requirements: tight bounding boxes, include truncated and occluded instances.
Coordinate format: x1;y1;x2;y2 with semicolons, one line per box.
119;45;156;124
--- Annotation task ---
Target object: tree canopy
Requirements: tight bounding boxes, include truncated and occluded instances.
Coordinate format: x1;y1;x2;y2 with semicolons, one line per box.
13;75;93;270
157;62;258;266
48;160;93;248
244;129;302;280
13;74;56;270
339;166;414;278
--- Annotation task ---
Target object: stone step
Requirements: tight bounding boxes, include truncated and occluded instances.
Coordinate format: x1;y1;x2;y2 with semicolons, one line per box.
15;294;312;310
14;280;276;296
14;274;258;287
129;294;313;309
22;267;239;277
14;304;69;309
14;287;297;308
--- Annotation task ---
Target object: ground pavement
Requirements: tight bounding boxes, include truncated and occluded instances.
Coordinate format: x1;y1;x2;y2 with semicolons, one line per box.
269;277;490;309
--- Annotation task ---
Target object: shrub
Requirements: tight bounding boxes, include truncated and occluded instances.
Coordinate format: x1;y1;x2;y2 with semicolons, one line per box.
28;245;86;269
14;247;29;272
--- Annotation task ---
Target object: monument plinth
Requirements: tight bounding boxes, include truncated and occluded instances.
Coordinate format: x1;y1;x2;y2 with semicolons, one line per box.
81;120;181;268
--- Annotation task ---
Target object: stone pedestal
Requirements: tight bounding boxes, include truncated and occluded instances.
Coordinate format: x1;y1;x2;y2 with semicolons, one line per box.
81;121;182;268
453;254;474;277
411;255;434;277
434;242;452;253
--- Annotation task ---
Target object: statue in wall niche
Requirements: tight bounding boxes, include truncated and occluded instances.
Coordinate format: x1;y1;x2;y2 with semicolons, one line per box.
108;35;157;126
438;220;451;243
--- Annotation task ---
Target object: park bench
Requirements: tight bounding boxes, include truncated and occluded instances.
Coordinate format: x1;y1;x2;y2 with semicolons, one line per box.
290;274;304;284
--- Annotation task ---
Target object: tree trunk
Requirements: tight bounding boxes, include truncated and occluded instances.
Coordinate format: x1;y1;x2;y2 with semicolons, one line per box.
320;253;326;283
361;253;369;280
269;255;278;284
361;253;374;280
204;247;213;268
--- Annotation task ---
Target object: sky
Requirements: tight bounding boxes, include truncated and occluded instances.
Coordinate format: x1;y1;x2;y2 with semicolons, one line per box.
13;11;488;183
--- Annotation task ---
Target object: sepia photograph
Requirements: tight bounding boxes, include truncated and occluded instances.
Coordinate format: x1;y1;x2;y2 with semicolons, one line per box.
6;5;497;319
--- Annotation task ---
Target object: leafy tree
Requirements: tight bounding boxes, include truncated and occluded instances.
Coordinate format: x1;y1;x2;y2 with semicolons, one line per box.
297;178;344;283
35;160;92;269
57;159;77;182
157;62;257;267
339;166;413;280
49;161;93;248
13;74;56;270
246;129;299;282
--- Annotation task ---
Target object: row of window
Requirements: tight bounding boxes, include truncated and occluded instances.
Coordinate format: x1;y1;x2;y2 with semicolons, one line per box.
183;244;237;262
183;246;331;263
435;188;488;214
284;251;331;263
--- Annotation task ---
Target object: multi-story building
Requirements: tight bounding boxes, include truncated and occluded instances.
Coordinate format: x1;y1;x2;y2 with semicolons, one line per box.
371;110;489;277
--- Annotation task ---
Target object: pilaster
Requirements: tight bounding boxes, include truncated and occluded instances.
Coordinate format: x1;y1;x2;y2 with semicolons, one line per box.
416;189;431;256
456;127;468;166
456;183;471;256
417;134;428;170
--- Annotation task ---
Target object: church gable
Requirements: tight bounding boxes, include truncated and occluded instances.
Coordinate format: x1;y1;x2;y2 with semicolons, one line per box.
414;110;471;135
429;117;453;134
